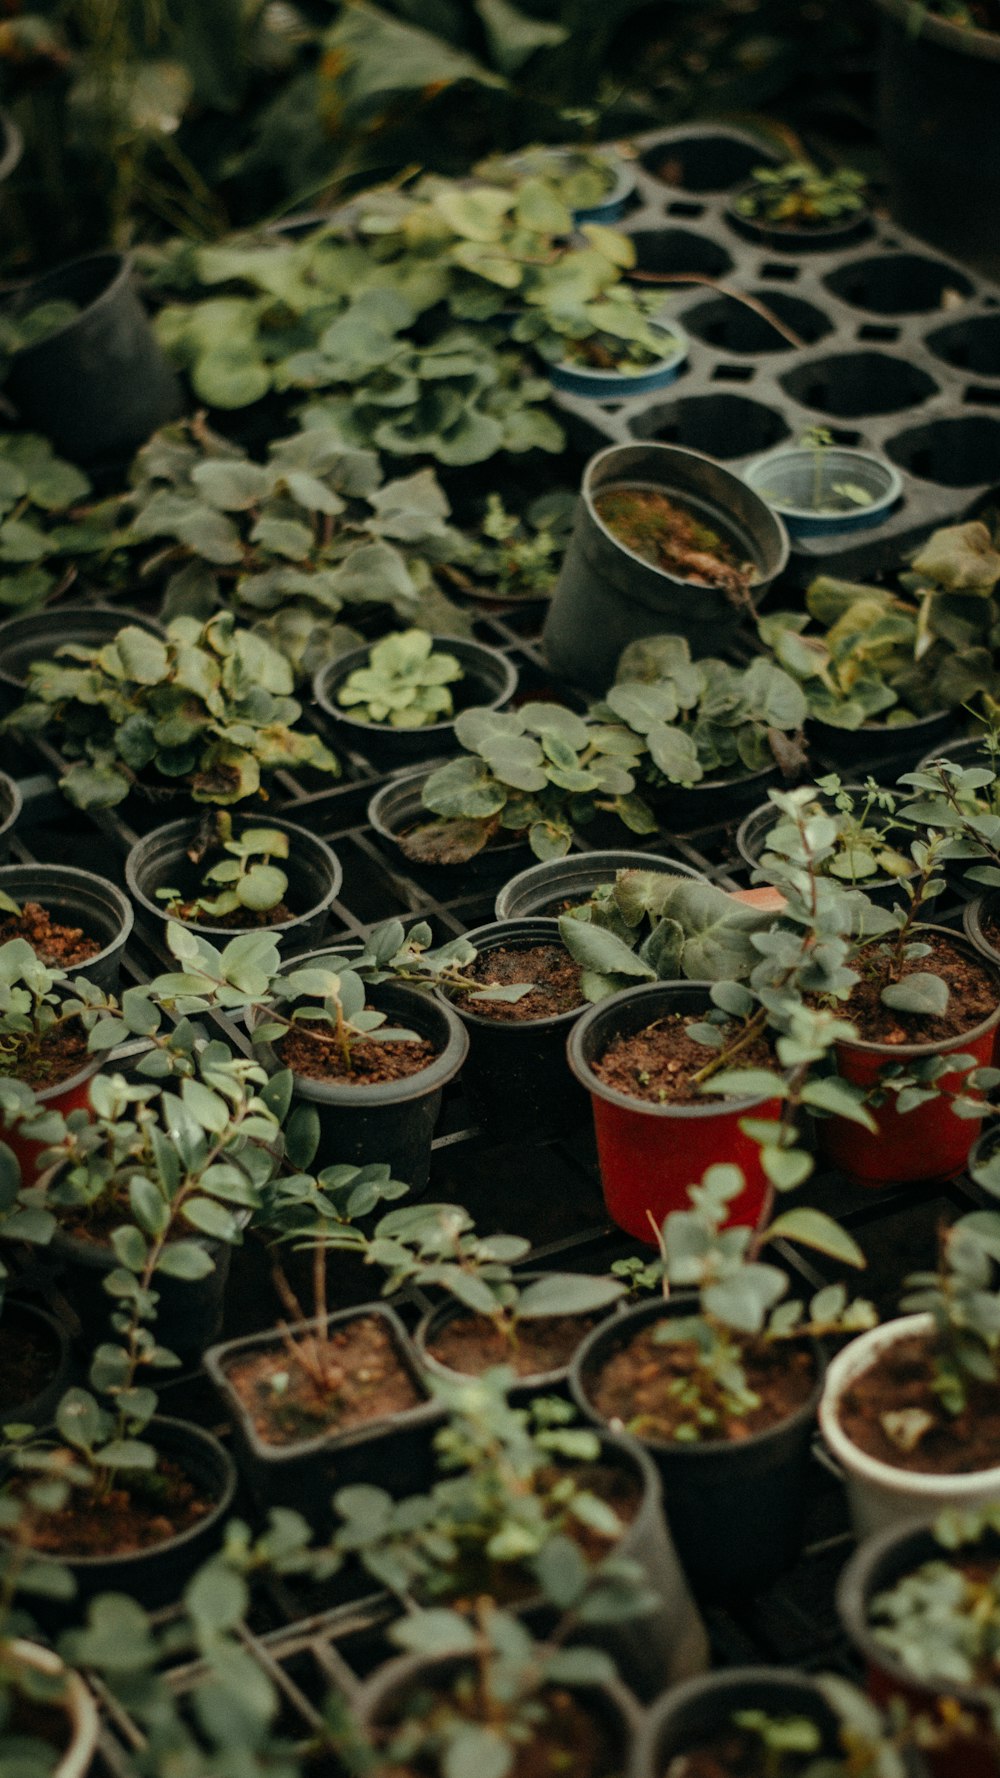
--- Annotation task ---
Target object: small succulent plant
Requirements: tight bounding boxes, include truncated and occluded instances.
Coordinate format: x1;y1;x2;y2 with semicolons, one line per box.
336;630;464;728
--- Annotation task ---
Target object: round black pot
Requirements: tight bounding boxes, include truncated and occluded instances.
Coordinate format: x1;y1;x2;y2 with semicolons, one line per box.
0;252;184;466
367;763;532;884
736;787;910;907
635;1666;845;1778
0;769;22;863
49;1221;237;1358
569;1296;825;1599
203;1303;441;1527
725;184;872;253
542;443;789;691
493;847;706;921
0;862;133;993
874;0;1000;278
313;636;517;772
0;604;165;701
0;1299;72;1430
3;1416;236;1625
439;918;589;1141
838;1516;1000;1777
415;1271;617;1396
251;977;468;1193
646;760;785;827
808;708;954;775
125;813;342;954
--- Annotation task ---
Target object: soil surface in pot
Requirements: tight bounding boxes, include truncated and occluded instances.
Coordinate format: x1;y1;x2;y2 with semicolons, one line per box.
427;1311;600;1378
844;932;997;1046
13;1457;213;1555
166;896;294;930
0;901;101;967
2;1019;90;1091
223;1313;423;1446
592;1012;774;1106
0;1316;59;1412
379;1684;618;1778
837;1330;1000;1474
589;1323;815;1443
594;487;753;604
458;943;584;1022
276;1023;437;1086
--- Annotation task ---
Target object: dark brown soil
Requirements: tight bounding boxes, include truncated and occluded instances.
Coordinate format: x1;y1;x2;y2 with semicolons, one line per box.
276;1021;436;1085
838;1331;1000;1474
663;1726;823;1778
16;1455;213;1555
427;1311;600;1378
589;1323;816;1443
845;932;997;1046
224;1314;424;1447
0;1018;90;1090
7;1692;71;1758
594;487;753;604
171;899;294;930
457;943;584;1023
381;1685;618;1778
0;1314;60;1412
592;1011;774;1105
0;901;101;967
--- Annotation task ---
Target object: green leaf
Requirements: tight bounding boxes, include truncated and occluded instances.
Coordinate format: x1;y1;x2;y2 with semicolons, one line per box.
156;1239;215;1280
766;1207;866;1268
880;973;950;1018
515;1273;623;1318
557;916;655;981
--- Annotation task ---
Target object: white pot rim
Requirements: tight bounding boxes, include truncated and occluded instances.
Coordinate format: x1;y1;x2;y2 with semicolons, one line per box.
5;1637;100;1778
819;1311;1000;1498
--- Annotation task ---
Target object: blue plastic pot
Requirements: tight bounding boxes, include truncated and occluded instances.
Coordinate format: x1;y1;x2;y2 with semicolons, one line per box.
548;321;688;399
742;446;902;538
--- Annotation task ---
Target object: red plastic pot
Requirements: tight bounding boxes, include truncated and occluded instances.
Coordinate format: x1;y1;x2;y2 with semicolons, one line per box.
566;982;778;1243
2;1054;101;1187
818;929;1000;1188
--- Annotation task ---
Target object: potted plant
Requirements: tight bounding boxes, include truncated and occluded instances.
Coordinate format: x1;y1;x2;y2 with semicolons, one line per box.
743;429;902;540
1;611;339;815
569;1165;873;1595
313;629;518;770
736;776;918;906
726;159;871;250
0;434;117;629
0;602;165;704
0;1487;99;1778
818;1147;1000;1536
493;848;706;921
478;143;638;223
837;1506;1000;1777
0;864;133;993
125;809;343;951
542;442;789;691
0;940;110;1187
543;314;688;400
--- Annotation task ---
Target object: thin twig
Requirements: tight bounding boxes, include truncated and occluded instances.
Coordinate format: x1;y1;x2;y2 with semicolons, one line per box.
631;271;807;349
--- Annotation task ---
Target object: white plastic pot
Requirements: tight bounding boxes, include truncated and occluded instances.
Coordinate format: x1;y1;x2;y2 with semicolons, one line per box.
818;1312;1000;1539
5;1638;100;1778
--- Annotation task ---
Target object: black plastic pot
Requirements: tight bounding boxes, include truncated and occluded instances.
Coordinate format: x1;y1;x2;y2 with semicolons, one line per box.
0;769;22;863
48;1219;237;1358
875;0;1000;278
542;443;789;691
251;977;468;1193
2;1416;236;1625
367;763;532;884
646;760;784;827
808;707;954;775
736;786;910;907
439;919;589;1140
725;183;872;253
313;636;517;772
203;1303;441;1526
125;813;343;953
0;252;184;466
0;1299;72;1430
0;604;165;703
415;1271;618;1395
493;847;706;921
635;1667;845;1778
0;862;133;993
964;890;1000;968
570;1296;825;1598
838;1517;1000;1778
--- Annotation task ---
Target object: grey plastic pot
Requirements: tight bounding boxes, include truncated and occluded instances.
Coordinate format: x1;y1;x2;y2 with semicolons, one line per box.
0;862;133;992
125;813;342;953
494;847;705;920
250;977;468;1193
0;251;183;465
0;1299;72;1431
203;1303;441;1526
570;1295;825;1598
634;1667;846;1778
542;443;789;690
743;445;902;538
368;762;532;882
0;769;22;862
0;604;165;700
313;636;517;771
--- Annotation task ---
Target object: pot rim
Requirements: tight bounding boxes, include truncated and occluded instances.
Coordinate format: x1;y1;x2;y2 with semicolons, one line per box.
0;861;134;970
742;445;902;523
835;923;1000;1059
250;977;469;1106
549;317;689;384
124;812;343;939
439;917;587;1033
639;1664;842;1762
493;847;705;920
415;1274;621;1390
570;1294;826;1458
725;181;872;244
875;0;1000;61
809;707;951;741
6;1637;100;1778
1;251;132;360
582;441;790;591
505;144;637;212
0;111;23;184
313;635;517;743
203;1301;438;1462
0;769;22;836
367;762;529;859
566;979;780;1120
818;1310;1000;1496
